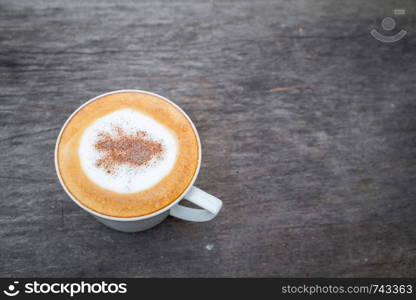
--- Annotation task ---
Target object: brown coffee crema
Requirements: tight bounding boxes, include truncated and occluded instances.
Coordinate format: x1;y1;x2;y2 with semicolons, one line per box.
56;92;199;218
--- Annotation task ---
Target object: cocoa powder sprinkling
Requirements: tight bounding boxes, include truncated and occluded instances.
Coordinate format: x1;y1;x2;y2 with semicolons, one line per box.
94;127;164;174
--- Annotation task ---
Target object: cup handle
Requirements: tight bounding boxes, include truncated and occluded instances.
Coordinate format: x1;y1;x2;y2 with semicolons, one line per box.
169;186;223;222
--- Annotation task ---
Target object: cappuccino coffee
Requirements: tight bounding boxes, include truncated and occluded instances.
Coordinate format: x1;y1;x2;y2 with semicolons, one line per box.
56;91;199;218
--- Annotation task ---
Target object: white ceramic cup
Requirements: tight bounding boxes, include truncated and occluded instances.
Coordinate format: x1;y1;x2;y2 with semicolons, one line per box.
54;90;223;232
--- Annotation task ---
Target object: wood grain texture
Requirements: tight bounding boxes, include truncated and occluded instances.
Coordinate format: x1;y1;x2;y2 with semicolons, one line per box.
1;0;416;277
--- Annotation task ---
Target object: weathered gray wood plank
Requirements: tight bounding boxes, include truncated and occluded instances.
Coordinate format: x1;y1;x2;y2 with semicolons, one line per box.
1;0;416;277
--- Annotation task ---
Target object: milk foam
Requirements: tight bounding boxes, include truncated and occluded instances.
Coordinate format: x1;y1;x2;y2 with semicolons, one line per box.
79;108;178;194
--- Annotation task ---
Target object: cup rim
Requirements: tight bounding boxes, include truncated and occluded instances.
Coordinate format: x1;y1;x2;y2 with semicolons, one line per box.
54;89;202;222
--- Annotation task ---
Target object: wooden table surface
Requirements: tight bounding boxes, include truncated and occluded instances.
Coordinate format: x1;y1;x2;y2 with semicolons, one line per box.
1;0;416;277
